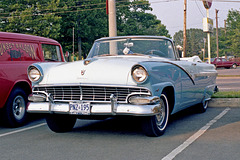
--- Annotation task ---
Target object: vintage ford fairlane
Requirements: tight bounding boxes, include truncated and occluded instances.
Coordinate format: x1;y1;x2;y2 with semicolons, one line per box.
27;36;218;137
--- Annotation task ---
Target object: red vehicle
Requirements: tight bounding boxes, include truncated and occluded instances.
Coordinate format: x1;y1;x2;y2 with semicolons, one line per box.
210;57;238;69
229;57;240;66
0;32;65;127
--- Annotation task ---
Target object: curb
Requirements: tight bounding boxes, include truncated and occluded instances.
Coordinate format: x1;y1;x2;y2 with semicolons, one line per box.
209;98;240;107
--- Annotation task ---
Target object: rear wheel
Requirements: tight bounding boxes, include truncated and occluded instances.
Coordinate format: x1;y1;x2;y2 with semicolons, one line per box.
197;100;208;113
46;114;77;133
2;87;28;127
142;93;169;137
232;63;237;69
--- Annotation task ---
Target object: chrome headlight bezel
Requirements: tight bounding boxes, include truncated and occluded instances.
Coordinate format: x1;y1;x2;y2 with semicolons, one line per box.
131;65;148;83
28;65;43;83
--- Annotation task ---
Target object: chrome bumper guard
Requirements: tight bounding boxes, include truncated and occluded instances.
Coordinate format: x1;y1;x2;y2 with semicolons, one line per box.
27;94;161;116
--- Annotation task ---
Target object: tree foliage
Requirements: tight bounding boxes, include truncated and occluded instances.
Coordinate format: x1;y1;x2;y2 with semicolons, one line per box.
173;8;240;59
173;29;206;59
116;0;170;37
0;0;62;39
224;9;240;57
0;0;170;58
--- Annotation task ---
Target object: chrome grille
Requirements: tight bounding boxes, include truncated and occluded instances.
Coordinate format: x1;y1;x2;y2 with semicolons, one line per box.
33;85;151;102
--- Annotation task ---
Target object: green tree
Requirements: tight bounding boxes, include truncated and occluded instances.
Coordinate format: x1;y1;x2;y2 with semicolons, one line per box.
0;0;62;39
57;0;108;58
117;0;170;37
173;29;206;58
224;9;240;57
173;27;232;59
58;0;170;57
0;0;170;58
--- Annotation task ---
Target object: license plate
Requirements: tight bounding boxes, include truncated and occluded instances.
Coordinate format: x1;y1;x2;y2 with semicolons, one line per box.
69;102;90;115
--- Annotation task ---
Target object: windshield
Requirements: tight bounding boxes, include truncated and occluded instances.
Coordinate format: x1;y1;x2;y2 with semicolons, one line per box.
87;37;176;60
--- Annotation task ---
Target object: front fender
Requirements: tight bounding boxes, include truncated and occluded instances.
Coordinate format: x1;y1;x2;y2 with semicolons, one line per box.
151;82;174;97
28;62;65;86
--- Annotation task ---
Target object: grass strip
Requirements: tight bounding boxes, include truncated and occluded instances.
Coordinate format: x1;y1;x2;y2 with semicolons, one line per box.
217;75;240;77
212;91;240;98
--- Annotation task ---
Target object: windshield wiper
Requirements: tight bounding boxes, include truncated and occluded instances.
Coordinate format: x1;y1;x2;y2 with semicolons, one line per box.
45;58;58;62
95;54;115;57
125;53;146;56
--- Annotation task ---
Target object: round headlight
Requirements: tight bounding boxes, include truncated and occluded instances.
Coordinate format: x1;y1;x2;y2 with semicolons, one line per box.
28;67;41;82
132;65;148;83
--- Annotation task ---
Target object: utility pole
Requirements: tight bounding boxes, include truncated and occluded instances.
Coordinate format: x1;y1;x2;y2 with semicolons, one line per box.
78;37;82;59
203;38;206;61
73;27;74;56
202;0;213;64
108;0;117;37
207;9;211;64
216;9;219;58
224;19;227;58
107;0;117;55
183;0;187;57
224;19;227;35
77;13;82;60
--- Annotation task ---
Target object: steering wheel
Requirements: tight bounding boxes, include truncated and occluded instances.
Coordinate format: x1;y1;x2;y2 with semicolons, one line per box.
144;50;165;57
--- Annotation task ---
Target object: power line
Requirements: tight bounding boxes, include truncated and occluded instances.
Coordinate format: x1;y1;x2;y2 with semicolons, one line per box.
193;0;240;2
0;0;139;17
1;0;238;21
194;0;205;17
0;1;152;19
0;0;147;16
0;0;180;17
0;1;108;16
150;0;179;2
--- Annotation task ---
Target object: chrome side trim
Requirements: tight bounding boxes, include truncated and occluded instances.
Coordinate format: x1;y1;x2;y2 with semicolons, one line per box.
194;72;218;78
161;61;195;85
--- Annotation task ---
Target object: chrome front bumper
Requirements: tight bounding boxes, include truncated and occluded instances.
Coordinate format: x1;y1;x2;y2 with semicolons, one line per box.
27;102;161;116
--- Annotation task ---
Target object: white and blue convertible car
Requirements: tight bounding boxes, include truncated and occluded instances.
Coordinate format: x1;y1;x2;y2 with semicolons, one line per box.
27;36;218;137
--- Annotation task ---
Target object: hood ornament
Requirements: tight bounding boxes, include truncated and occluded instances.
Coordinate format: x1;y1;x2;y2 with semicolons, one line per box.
81;70;86;75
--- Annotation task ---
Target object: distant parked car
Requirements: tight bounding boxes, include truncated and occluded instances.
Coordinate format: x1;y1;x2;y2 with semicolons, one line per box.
210;57;238;69
229;57;240;66
0;32;65;127
27;36;217;137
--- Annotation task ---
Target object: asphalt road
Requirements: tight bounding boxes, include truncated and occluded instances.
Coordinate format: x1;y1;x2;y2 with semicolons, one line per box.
217;67;240;76
216;67;240;91
0;107;239;160
216;77;240;91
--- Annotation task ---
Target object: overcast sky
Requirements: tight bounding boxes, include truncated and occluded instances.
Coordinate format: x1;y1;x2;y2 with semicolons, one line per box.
148;0;240;36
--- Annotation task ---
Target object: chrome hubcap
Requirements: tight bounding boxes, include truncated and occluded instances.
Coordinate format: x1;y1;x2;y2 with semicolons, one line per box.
156;94;168;131
13;96;25;120
203;100;208;110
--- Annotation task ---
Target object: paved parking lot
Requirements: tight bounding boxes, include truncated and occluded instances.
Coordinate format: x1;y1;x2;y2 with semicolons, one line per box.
0;107;239;160
0;68;239;160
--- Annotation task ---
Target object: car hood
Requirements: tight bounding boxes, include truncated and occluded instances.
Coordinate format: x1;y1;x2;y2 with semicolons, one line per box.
40;56;162;86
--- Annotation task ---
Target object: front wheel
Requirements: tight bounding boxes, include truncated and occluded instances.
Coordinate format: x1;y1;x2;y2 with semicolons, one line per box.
142;93;169;137
1;87;28;127
46;114;77;133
